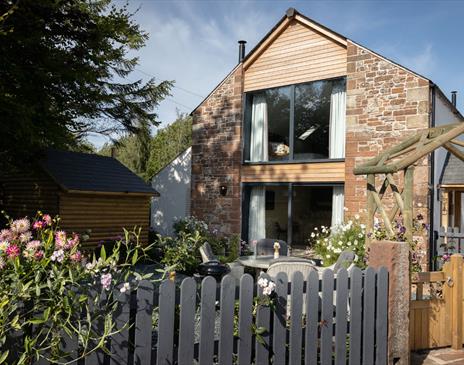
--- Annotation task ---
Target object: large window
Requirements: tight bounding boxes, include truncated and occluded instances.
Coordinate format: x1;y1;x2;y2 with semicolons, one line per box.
245;78;346;163
243;184;344;248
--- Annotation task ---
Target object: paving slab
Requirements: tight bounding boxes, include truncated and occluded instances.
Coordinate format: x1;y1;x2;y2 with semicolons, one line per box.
412;348;464;365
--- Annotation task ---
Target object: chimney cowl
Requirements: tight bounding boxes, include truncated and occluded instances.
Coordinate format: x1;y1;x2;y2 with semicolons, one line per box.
238;40;246;63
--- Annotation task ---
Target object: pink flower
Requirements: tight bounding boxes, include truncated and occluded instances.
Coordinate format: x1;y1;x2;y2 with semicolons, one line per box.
0;229;12;241
19;231;32;243
100;273;112;290
6;244;20;259
34;250;44;260
10;218;30;234
26;240;41;250
33;221;44;230
70;251;82;262
55;231;67;249
65;233;79;250
42;214;52;225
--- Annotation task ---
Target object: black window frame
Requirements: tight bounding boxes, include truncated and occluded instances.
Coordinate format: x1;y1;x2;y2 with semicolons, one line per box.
241;182;344;248
242;76;346;165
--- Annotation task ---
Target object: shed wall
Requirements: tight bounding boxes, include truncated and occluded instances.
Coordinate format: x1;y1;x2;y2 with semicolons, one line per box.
59;193;151;246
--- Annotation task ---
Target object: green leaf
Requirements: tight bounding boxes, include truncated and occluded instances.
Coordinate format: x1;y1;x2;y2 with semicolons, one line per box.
0;350;9;364
100;245;106;261
131;249;138;265
255;326;267;335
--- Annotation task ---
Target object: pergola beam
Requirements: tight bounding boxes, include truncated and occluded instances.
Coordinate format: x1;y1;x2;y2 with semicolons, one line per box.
444;142;464;162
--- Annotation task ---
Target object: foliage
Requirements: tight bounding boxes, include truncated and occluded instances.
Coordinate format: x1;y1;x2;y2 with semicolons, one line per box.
0;0;172;171
309;216;367;268
145;113;192;178
0;212;157;364
309;213;427;272
156;216;241;275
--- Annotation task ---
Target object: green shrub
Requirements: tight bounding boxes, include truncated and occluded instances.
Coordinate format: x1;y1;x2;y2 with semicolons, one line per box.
0;212;157;364
309;217;367;268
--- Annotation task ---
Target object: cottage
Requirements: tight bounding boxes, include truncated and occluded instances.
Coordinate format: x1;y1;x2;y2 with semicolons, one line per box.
0;149;158;246
190;8;463;267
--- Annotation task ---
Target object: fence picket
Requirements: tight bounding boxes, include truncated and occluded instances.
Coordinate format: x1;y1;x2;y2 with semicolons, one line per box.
255;276;271;365
376;267;389;365
178;277;197;365
273;272;288;365
134;280;154;365
335;268;349;365
109;289;130;365
156;279;176;365
320;269;334;365
238;274;254;365
304;270;319;365
362;267;376;365
219;275;236;365
349;267;363;365
85;290;106;365
199;276;217;365
289;271;304;365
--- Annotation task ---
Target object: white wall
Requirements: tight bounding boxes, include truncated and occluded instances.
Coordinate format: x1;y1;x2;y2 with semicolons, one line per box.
151;147;191;236
433;91;462;230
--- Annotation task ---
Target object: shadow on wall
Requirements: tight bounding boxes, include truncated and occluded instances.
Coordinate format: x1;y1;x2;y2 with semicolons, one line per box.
151;147;192;236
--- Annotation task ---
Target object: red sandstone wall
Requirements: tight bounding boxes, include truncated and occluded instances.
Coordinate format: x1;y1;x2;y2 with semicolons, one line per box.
190;66;243;236
345;41;431;267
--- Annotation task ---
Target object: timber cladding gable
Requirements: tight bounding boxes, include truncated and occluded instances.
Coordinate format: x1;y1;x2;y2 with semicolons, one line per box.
243;17;347;92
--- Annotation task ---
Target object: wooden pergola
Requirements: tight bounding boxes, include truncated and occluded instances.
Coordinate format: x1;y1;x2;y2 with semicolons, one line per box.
353;122;464;244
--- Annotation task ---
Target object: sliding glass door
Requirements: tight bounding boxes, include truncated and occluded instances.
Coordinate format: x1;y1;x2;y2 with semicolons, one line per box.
243;184;344;249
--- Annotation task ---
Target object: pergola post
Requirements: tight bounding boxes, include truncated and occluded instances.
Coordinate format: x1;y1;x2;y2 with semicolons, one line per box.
403;167;414;242
366;174;375;245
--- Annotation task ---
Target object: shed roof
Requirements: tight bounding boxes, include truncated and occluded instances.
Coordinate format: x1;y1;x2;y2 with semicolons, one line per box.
41;149;158;195
440;152;464;186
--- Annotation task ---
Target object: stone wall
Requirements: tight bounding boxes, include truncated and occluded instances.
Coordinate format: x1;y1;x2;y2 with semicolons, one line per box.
345;41;431;267
190;65;243;235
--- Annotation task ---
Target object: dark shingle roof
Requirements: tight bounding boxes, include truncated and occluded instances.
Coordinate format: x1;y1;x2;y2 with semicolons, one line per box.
41;149;158;195
440;152;464;185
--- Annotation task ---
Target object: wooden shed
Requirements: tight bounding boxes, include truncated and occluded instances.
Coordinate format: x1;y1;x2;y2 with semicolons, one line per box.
0;149;159;246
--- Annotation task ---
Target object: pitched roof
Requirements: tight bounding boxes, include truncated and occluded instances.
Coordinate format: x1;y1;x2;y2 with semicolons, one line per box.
41;149;158;195
440;152;464;186
191;7;461;118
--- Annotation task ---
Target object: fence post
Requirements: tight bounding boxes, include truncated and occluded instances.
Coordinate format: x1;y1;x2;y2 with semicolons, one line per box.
450;254;463;349
369;240;410;365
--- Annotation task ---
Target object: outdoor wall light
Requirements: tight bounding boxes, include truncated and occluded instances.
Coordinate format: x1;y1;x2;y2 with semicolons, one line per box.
220;185;228;196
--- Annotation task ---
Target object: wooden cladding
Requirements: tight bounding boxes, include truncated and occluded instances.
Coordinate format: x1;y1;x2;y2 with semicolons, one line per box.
241;161;345;183
244;19;347;92
59;193;151;246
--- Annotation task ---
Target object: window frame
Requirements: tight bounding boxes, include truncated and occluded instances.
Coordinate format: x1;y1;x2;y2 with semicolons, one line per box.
241;182;344;247
242;76;346;165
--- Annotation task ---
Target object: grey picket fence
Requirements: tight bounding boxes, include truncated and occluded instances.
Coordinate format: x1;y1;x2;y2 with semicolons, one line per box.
33;266;388;364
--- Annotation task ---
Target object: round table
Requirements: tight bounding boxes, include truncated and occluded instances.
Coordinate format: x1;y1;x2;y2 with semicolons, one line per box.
237;255;275;270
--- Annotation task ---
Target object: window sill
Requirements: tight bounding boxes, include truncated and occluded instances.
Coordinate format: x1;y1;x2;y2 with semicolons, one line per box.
243;158;345;166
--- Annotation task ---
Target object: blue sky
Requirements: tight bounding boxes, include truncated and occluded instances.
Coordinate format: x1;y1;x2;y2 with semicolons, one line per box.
90;0;464;147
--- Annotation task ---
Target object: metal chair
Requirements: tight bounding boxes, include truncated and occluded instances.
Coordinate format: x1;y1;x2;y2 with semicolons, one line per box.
199;242;219;263
255;239;288;256
322;250;357;273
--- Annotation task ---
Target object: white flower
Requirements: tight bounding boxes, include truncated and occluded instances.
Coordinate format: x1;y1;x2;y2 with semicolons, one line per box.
343;207;349;211
354;214;360;220
263;281;276;296
50;249;65;263
310;232;315;238
347;241;352;246
326;254;331;258
100;273;112;290
119;282;130;293
354;240;358;245
360;224;366;230
257;277;268;288
86;261;96;271
358;233;364;238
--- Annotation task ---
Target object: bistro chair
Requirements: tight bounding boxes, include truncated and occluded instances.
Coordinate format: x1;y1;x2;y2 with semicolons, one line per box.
255;238;288;256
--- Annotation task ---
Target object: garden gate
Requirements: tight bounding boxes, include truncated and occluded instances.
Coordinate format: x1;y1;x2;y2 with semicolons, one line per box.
31;267;389;365
410;254;464;350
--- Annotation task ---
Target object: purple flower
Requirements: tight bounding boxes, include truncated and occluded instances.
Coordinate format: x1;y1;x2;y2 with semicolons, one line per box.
100;273;112;290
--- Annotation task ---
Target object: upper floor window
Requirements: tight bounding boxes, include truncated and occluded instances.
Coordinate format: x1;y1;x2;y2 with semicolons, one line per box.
244;78;346;163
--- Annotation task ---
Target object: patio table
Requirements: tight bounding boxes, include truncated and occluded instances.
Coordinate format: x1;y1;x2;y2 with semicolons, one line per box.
237;255;275;270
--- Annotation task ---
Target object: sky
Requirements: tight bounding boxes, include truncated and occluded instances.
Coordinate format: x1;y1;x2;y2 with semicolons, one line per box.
90;0;464;147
